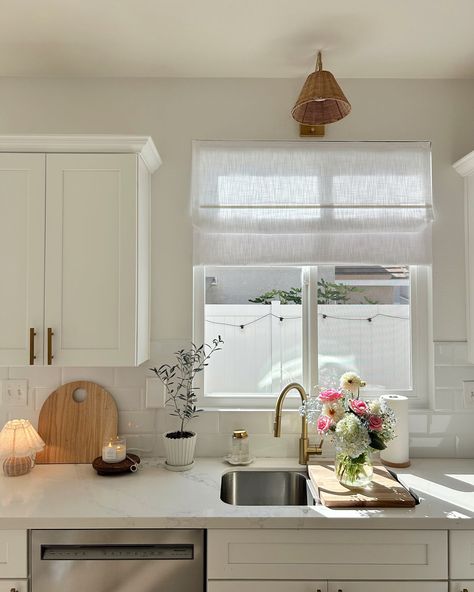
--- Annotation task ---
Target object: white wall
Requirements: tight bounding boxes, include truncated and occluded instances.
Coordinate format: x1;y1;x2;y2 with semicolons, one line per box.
0;76;473;457
0;77;472;341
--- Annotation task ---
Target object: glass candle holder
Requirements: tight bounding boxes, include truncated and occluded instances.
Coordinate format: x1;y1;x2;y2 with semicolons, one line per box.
102;437;126;463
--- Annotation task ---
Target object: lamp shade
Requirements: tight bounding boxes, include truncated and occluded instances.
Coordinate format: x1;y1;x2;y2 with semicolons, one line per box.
0;419;45;457
292;52;351;126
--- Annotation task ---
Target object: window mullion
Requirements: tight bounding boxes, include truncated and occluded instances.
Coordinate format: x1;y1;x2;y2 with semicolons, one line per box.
302;266;319;394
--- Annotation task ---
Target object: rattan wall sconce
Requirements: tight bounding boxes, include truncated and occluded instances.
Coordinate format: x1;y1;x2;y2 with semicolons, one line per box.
292;51;351;136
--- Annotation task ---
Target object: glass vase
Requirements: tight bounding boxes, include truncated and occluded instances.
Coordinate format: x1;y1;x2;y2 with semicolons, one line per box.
335;449;373;488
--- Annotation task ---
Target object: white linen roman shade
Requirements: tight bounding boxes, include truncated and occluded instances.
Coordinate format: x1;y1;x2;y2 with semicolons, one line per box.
192;140;433;265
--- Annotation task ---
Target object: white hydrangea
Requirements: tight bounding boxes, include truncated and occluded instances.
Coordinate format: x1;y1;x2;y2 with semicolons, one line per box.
334;414;370;458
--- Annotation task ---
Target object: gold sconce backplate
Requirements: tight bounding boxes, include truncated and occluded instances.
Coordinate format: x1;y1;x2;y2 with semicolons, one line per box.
299;124;325;137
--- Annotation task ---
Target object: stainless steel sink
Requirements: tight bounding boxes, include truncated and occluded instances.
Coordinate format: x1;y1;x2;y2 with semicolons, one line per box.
220;470;313;506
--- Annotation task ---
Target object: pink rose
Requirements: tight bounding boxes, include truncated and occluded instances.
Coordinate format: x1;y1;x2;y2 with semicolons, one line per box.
319;389;343;402
349;398;369;416
316;415;332;434
369;415;383;431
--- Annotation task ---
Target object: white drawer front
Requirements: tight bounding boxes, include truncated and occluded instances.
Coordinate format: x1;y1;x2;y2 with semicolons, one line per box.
328;582;447;592
0;531;27;578
208;582;327;592
0;580;28;592
449;582;473;592
208;529;448;580
451;532;474;579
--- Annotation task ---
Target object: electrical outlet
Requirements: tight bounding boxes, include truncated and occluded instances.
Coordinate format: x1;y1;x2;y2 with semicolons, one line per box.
4;379;28;406
145;377;166;408
463;380;474;408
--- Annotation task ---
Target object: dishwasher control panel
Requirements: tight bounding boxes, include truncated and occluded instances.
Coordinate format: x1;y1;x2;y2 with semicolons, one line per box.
42;544;194;560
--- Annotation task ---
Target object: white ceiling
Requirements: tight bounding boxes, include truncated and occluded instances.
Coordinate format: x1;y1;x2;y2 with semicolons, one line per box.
1;0;474;78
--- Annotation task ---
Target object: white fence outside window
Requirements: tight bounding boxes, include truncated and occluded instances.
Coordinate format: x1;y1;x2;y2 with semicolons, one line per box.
204;302;410;396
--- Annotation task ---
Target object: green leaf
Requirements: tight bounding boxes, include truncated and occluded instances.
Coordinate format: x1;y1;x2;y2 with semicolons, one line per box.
369;433;387;450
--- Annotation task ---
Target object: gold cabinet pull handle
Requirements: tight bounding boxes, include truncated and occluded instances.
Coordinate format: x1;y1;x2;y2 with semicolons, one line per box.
29;327;36;365
47;328;54;365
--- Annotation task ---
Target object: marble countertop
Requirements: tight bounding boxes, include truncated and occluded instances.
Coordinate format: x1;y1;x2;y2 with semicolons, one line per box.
0;457;473;530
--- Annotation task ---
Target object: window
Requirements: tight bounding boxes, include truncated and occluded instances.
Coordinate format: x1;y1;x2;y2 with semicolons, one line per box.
193;264;430;408
191;141;433;408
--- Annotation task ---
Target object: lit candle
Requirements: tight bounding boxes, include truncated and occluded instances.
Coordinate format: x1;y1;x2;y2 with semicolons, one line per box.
102;437;126;463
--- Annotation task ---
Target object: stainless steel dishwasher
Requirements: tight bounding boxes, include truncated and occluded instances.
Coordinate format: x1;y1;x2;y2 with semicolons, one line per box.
31;529;204;592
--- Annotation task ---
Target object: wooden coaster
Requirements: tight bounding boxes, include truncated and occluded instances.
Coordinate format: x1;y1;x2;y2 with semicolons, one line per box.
308;462;416;508
92;454;140;476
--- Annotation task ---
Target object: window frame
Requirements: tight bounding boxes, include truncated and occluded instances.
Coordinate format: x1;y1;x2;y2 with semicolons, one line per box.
193;264;431;410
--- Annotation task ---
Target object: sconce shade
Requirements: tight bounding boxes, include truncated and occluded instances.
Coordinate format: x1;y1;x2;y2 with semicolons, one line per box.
292;52;351;125
0;419;45;458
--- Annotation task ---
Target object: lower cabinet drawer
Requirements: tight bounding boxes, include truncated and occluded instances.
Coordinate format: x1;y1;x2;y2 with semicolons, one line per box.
328;582;447;592
0;581;28;592
208;582;326;592
0;531;27;578
207;529;448;580
450;582;474;592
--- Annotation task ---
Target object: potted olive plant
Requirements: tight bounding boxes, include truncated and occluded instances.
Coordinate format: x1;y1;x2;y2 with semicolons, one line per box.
150;336;223;470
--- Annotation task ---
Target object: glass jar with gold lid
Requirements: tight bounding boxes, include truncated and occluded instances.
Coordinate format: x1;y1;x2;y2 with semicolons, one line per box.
231;430;249;463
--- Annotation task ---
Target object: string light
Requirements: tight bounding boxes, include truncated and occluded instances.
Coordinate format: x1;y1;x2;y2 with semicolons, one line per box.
205;311;408;330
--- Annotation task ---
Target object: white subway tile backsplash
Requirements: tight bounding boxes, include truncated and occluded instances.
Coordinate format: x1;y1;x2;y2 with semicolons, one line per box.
433;388;461;411
409;435;457;457
0;339;472;458
455;434;474;458
435;365;474;388
434;341;470;365
195;434;230;457
114;367;147;388
219;410;272;435
34;387;52;411
122;434;156;455
61;367;114;386
156;409;219;434
119;410;156;434
9;366;61;388
109;387;143;411
273;410;302;434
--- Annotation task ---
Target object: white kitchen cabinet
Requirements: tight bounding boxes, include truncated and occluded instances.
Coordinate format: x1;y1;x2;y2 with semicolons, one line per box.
207;529;448;581
0;530;27;578
0;135;160;367
450;531;474;580
454;151;474;362
0;154;45;366
208;582;327;592
328;583;447;592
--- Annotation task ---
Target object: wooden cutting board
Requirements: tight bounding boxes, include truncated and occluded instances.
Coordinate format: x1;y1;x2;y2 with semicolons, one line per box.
308;461;416;508
36;381;118;464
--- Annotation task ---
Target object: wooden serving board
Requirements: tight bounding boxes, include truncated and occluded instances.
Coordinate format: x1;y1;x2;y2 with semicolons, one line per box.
36;381;118;464
308;462;416;508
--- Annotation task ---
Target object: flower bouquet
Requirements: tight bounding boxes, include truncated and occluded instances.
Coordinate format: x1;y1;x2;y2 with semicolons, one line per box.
300;372;396;488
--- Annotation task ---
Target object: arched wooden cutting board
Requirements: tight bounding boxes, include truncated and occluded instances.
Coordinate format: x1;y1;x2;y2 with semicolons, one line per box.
36;381;118;464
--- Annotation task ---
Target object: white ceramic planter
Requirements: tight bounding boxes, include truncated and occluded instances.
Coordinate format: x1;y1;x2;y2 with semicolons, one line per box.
163;431;197;470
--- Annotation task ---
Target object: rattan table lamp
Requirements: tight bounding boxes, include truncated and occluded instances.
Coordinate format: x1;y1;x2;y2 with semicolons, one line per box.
0;419;45;476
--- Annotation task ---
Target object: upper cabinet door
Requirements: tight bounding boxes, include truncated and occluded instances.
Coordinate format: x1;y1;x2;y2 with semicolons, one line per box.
0;154;45;366
44;154;139;366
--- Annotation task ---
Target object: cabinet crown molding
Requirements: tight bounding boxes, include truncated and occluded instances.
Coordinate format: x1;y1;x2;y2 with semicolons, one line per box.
0;135;161;173
454;150;474;178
